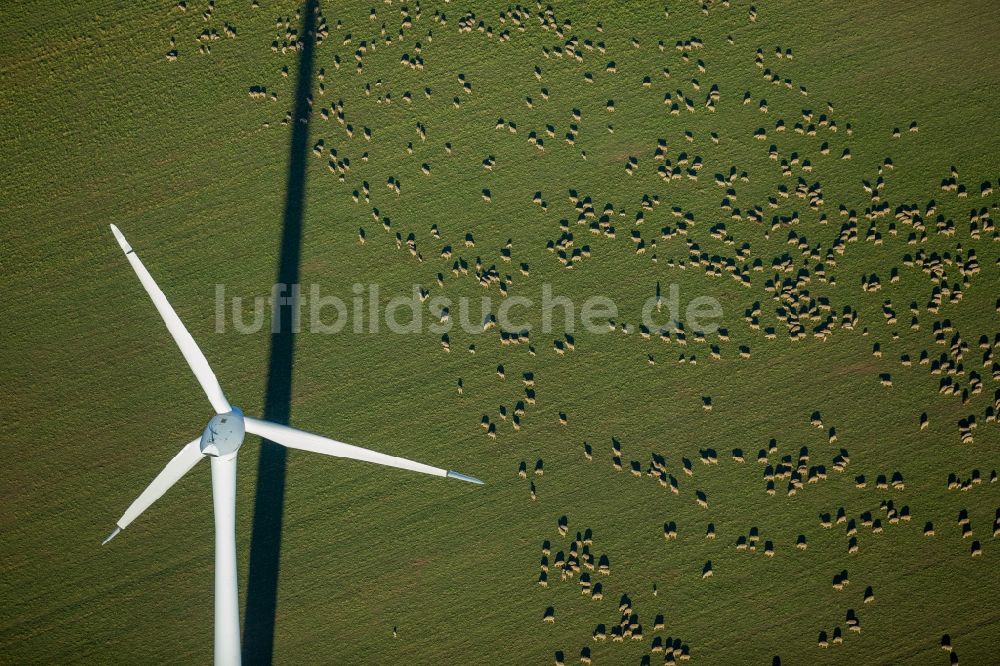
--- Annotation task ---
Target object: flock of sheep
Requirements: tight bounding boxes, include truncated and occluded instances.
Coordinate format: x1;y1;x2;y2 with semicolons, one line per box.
160;0;1000;661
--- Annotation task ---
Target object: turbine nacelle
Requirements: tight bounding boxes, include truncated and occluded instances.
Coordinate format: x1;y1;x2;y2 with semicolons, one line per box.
200;408;246;458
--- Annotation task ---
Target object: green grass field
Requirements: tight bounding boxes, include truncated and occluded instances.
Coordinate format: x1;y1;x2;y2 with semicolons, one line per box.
2;1;999;663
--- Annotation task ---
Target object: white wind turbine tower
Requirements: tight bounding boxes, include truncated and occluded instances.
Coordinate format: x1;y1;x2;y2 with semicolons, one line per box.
102;224;482;665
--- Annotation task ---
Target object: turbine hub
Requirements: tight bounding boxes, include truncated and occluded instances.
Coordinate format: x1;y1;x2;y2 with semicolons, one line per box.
200;407;246;458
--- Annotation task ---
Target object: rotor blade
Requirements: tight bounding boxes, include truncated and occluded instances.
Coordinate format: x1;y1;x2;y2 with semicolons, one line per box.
109;224;231;415
103;438;205;544
244;417;483;484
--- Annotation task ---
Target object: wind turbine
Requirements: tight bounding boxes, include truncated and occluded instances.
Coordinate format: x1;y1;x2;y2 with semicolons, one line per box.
102;224;482;665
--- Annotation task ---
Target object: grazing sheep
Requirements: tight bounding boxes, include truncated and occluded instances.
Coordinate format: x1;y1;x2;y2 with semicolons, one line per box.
681;458;694;477
846;609;861;633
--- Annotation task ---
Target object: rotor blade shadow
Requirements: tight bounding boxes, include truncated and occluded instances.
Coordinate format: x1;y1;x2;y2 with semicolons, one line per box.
242;1;318;663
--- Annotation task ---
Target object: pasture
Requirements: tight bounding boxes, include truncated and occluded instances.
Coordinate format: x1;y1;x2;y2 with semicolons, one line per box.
1;1;998;664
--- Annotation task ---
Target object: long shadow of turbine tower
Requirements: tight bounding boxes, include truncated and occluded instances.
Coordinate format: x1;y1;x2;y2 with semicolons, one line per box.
242;1;317;663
